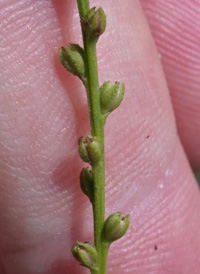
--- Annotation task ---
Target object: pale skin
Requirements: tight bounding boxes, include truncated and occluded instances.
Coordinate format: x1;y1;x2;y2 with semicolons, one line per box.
0;0;200;273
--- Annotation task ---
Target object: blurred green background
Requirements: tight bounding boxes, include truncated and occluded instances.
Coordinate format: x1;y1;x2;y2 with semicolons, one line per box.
194;171;200;187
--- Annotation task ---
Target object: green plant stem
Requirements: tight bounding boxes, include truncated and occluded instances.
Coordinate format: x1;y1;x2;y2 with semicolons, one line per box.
77;1;107;273
90;268;100;274
100;241;110;274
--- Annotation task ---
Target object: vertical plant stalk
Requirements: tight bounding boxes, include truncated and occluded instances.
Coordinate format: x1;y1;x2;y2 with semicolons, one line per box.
59;1;130;273
77;1;106;272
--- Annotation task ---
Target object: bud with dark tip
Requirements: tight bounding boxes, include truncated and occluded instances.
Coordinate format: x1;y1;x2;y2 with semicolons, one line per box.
80;167;94;202
103;212;130;243
78;135;102;165
100;81;125;116
59;44;85;78
82;7;106;39
72;241;98;269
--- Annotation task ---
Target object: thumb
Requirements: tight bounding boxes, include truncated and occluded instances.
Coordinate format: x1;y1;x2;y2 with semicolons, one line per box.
0;0;200;274
98;0;200;273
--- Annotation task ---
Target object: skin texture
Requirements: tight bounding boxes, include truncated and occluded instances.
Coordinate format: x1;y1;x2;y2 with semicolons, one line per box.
141;0;200;169
0;0;200;273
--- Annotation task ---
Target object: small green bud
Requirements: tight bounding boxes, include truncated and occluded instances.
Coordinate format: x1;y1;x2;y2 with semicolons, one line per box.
103;212;130;243
59;44;85;78
82;7;106;39
100;81;125;116
72;241;98;269
80;167;94;202
78;135;102;165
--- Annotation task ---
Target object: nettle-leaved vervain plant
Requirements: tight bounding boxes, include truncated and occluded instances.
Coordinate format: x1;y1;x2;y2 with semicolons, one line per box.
59;1;130;273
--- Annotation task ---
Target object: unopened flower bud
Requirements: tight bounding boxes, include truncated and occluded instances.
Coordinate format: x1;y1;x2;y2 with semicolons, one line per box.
80;167;94;202
100;81;125;116
59;44;85;78
82;7;106;39
72;241;98;269
78;135;102;165
103;212;130;243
